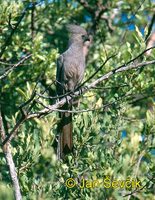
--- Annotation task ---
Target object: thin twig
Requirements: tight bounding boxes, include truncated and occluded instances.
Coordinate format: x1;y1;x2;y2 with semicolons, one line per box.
79;54;116;88
127;151;145;200
123;176;154;198
76;0;94;14
0;4;30;58
91;84;129;90
2;47;155;145
2;117;26;146
0;54;32;80
26;59;155;119
31;3;35;41
145;13;155;42
101;15;114;32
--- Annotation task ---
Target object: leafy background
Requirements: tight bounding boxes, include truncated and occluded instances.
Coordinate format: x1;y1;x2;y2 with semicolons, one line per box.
0;0;155;199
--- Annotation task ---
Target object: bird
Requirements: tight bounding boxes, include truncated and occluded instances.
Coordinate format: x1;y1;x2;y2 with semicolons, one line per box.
56;24;90;159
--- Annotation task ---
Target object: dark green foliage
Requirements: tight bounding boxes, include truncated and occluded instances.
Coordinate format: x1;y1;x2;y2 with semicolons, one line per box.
0;0;155;199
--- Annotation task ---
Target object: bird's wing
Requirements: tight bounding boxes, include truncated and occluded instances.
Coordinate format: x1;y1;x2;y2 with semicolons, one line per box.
56;55;63;81
56;54;64;95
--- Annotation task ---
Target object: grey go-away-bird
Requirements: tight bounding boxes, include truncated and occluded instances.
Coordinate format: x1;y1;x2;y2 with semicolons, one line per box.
56;24;90;159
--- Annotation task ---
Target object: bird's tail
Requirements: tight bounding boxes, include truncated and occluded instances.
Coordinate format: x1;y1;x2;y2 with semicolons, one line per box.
58;103;73;159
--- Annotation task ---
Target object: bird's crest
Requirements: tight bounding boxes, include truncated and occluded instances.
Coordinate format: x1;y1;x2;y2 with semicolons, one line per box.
66;24;87;35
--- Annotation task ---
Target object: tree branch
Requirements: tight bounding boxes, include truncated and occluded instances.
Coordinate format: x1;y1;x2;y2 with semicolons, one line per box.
26;59;155;118
76;0;108;33
31;3;35;41
76;0;94;14
145;13;155;42
79;46;155;88
0;4;31;58
2;46;155;145
0;54;32;80
0;109;22;200
101;15;115;32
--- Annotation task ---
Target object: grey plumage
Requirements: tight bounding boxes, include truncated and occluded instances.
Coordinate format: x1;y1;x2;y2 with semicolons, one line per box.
57;24;89;92
56;24;90;159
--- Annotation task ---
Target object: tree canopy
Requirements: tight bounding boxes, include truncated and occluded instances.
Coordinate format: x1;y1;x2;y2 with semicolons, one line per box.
0;0;155;199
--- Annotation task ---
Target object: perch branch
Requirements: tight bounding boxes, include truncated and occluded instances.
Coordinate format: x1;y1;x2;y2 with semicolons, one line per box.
2;46;155;145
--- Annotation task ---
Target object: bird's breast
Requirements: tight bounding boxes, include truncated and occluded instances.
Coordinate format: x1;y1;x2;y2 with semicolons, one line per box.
63;54;85;89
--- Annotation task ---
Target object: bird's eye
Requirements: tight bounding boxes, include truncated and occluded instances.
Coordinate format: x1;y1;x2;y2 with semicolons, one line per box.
81;35;86;39
81;34;90;42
